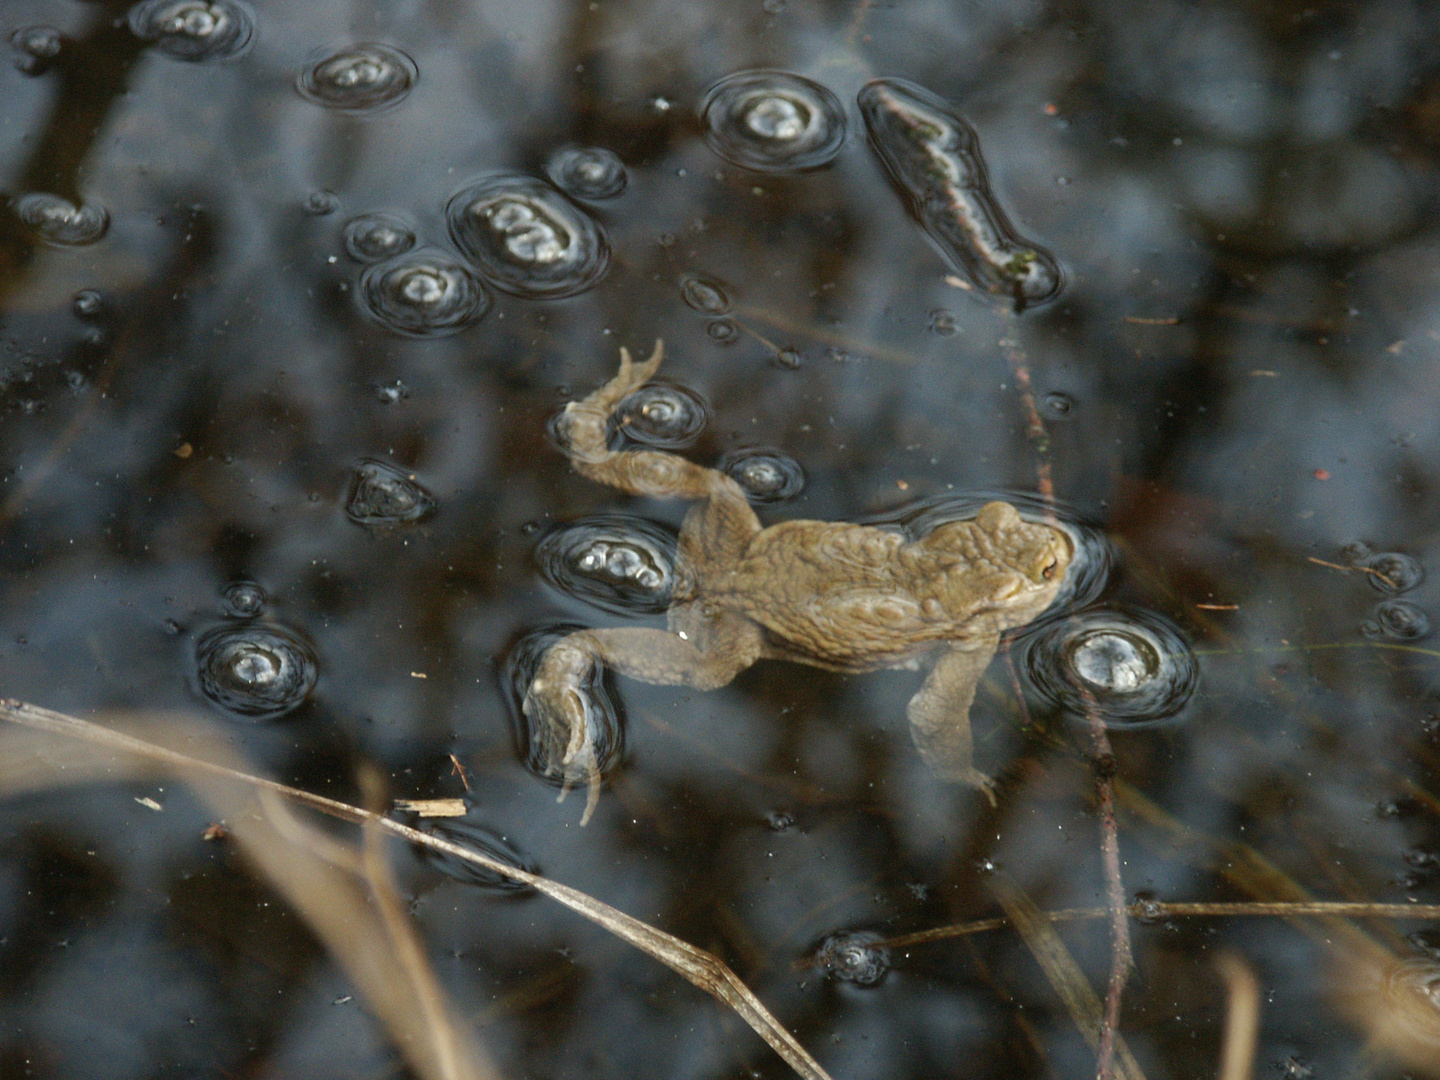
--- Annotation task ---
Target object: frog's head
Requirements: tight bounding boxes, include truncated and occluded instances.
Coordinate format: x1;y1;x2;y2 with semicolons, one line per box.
923;501;1074;618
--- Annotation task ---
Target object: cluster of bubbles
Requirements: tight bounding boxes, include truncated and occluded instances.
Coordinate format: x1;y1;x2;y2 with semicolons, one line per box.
701;70;847;172
194;585;318;721
503;625;625;791
814;930;891;986
535;516;676;615
1344;543;1430;641
416;811;538;894
857;79;1063;310
297;43;417;112
345;459;438;527
12;25;61;74
615;381;709;449
16;193;109;247
358;249;490;337
546;146;628;201
1018;607;1198;728
126;0;255;61
718;447;805;502
446;175;610;299
343;212;417;262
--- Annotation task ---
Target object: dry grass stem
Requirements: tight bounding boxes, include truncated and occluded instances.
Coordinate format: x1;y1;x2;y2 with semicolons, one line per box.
0;699;833;1080
1214;952;1260;1080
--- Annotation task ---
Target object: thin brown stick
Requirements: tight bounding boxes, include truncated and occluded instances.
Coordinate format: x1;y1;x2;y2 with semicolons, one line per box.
1214;952;1260;1080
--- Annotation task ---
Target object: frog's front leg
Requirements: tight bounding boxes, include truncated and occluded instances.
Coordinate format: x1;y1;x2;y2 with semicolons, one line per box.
523;613;763;822
553;340;749;504
905;633;1002;806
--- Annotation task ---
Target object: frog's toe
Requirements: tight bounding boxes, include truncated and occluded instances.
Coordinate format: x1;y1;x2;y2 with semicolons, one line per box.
521;641;620;823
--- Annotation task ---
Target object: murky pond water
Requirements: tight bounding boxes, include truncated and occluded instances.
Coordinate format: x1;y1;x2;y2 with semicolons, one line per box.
4;1;1440;1078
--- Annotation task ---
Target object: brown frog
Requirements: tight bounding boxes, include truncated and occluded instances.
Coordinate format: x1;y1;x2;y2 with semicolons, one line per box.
524;341;1073;820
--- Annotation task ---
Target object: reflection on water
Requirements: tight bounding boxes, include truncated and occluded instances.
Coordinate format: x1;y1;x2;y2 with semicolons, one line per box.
3;0;1440;1076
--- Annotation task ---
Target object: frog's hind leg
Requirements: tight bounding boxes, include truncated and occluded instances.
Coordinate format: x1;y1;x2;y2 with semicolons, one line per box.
906;633;1002;806
553;340;752;505
523;612;764;822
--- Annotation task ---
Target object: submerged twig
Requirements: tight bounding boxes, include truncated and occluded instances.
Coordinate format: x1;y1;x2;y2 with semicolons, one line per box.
0;699;834;1080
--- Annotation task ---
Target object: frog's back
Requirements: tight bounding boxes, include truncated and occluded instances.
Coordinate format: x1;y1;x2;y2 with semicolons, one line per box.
717;520;957;670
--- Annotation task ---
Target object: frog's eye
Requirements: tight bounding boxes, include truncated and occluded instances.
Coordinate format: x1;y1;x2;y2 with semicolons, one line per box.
1040;558;1058;580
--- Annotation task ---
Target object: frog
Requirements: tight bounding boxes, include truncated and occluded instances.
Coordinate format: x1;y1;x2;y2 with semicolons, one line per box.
523;341;1074;821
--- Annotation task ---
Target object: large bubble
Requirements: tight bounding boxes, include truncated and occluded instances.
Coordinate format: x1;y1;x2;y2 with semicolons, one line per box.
345;459;437;527
126;0;255;61
858;78;1063;310
546;146;628;200
503;625;625;791
700;70;846;172
446;176;609;299
615;382;709;449
194;623;317;720
297;43;418;113
1018;607;1198;728
16;193;109;246
358;248;490;336
342;212;416;262
535;515;677;615
718;447;805;503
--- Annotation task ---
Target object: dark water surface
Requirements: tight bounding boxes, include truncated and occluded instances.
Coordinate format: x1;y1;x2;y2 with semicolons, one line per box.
4;1;1440;1077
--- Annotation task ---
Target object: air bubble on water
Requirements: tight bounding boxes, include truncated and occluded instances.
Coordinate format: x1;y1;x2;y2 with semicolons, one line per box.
358;248;490;337
447;175;609;299
719;447;805;503
774;347;803;369
858;78;1063;310
194;623;317;720
127;0;255;61
417;812;539;893
1019;607;1197;728
72;289;104;319
680;274;731;315
12;26;62;73
304;190;339;216
345;459;437;527
706;318;741;343
546;146;628;200
343;212;416;262
502;625;625;791
374;379;409;404
17;193;109;246
815;931;891;986
765;809;796;831
615;382;709;449
535;515;677;615
221;580;267;618
700;70;847;173
1042;391;1075;418
1370;600;1431;641
297;43;418;112
928;309;959;336
1362;551;1425;595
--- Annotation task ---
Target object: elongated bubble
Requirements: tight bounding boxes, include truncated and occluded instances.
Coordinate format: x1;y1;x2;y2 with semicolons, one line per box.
358;248;490;336
195;624;317;720
680;274;731;314
446;176;609;299
127;0;255;61
701;70;846;172
535;515;676;615
297;43;418;113
546;146;628;200
17;194;108;246
858;78;1062;310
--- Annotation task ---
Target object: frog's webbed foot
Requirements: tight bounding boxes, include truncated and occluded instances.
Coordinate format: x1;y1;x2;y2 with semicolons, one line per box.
521;636;614;824
552;340;665;465
906;636;1001;807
